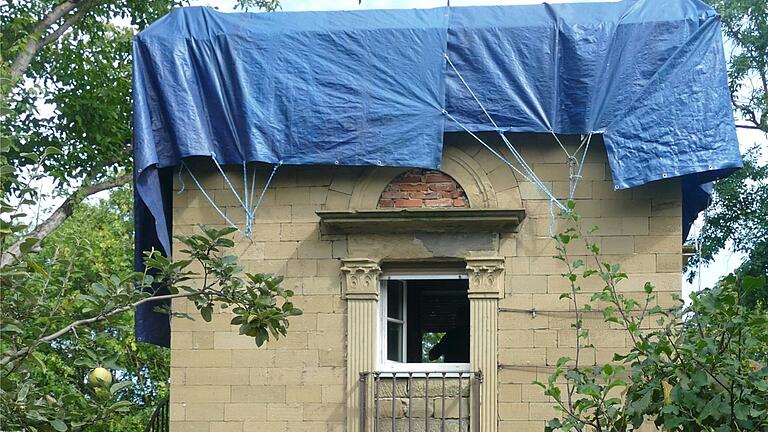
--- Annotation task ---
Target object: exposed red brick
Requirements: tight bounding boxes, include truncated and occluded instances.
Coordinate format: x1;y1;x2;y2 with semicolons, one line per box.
429;183;456;191
410;191;440;200
398;183;429;191
399;175;423;183
381;191;408;199
424;198;454;207
394;199;424;207
377;168;468;209
425;173;454;183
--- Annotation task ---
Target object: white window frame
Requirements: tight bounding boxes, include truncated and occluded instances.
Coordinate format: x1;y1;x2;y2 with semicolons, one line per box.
377;273;471;373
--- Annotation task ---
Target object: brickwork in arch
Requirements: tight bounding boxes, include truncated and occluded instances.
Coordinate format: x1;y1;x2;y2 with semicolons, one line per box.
377;169;469;208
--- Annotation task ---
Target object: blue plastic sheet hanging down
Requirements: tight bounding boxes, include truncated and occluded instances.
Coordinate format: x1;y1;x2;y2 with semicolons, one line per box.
133;0;742;345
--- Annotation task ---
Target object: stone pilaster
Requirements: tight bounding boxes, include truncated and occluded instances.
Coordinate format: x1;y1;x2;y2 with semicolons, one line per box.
466;257;505;432
341;258;381;432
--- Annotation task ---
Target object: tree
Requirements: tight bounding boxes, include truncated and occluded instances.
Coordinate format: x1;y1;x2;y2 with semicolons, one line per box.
686;147;768;306
686;0;768;296
18;186;171;431
538;207;768;431
709;0;768;133
1;183;302;430
1;0;281;265
2;2;289;430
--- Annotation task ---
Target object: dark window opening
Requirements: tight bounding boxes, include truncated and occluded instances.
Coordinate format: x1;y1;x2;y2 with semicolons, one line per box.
384;278;469;364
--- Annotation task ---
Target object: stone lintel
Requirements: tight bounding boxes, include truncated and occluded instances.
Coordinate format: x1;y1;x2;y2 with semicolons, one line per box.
317;208;525;234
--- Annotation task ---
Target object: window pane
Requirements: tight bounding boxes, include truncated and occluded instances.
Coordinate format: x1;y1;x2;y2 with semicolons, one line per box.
387;322;403;362
387;281;402;320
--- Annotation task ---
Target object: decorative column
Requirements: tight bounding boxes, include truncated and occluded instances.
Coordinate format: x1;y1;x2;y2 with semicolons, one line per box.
341;258;381;432
466;257;505;432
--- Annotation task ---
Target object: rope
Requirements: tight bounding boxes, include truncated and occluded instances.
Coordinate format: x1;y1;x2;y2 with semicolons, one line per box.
211;153;247;210
444;54;568;214
550;131;571;159
497;132;566;211
248;162;258;216
178;161;241;233
177;165;187;194
570;133;593;199
177;158;282;238
253;162;281;215
243;161;249;222
443;110;534;184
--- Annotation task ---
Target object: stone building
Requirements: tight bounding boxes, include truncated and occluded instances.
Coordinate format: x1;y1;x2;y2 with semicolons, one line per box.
130;3;741;432
167;134;682;432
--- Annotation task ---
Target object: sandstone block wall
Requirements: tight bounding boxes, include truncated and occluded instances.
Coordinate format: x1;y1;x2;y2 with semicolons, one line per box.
168;133;682;432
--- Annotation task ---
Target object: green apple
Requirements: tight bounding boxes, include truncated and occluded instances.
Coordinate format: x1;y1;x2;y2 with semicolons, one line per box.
87;367;112;389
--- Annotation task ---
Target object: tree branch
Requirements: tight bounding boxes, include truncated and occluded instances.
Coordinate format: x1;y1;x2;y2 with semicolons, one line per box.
8;0;98;83
40;3;92;47
736;124;765;130
0;291;191;367
1;173;131;267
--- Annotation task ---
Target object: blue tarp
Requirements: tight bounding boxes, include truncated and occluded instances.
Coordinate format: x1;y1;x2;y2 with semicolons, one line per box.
133;0;742;345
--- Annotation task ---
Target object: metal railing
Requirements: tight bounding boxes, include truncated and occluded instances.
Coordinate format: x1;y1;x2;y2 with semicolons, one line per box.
143;396;170;432
360;371;481;432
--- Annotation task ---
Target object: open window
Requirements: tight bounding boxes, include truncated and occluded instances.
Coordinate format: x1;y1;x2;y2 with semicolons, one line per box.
378;269;470;372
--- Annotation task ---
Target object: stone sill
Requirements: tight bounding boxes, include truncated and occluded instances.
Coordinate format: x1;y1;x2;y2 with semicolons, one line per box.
316;208;526;234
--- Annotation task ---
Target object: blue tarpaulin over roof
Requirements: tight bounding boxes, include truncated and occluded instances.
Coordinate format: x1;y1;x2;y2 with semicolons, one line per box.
133;0;742;346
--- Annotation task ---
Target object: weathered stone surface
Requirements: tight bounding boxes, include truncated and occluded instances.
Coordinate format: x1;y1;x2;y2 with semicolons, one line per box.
170;137;682;431
375;378;471;398
375;418;469;432
433;397;470;419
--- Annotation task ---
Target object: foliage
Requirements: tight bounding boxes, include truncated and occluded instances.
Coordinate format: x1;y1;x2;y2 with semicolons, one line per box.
686;0;768;302
28;187;171;431
1;1;284;429
686;147;768;306
1;184;301;431
1;1;180;189
1;0;282;190
538;204;768;431
708;0;768;132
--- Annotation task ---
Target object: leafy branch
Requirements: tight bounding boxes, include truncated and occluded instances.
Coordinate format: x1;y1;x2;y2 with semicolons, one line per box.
537;203;768;431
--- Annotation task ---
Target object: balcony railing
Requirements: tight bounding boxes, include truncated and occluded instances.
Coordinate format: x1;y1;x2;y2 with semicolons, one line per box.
143;396;169;432
359;371;481;432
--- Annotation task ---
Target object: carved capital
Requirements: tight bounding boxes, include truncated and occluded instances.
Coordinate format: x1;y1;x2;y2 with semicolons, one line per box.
341;258;381;300
466;257;505;299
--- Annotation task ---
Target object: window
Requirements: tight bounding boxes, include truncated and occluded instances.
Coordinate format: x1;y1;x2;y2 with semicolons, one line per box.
379;271;470;372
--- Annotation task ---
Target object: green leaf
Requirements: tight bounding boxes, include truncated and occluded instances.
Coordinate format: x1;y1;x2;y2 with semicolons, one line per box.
49;419;67;432
200;305;213;322
43;146;62;157
17;384;30;401
1;323;23;334
643;282;654;294
110;381;132;395
26;258;49;278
